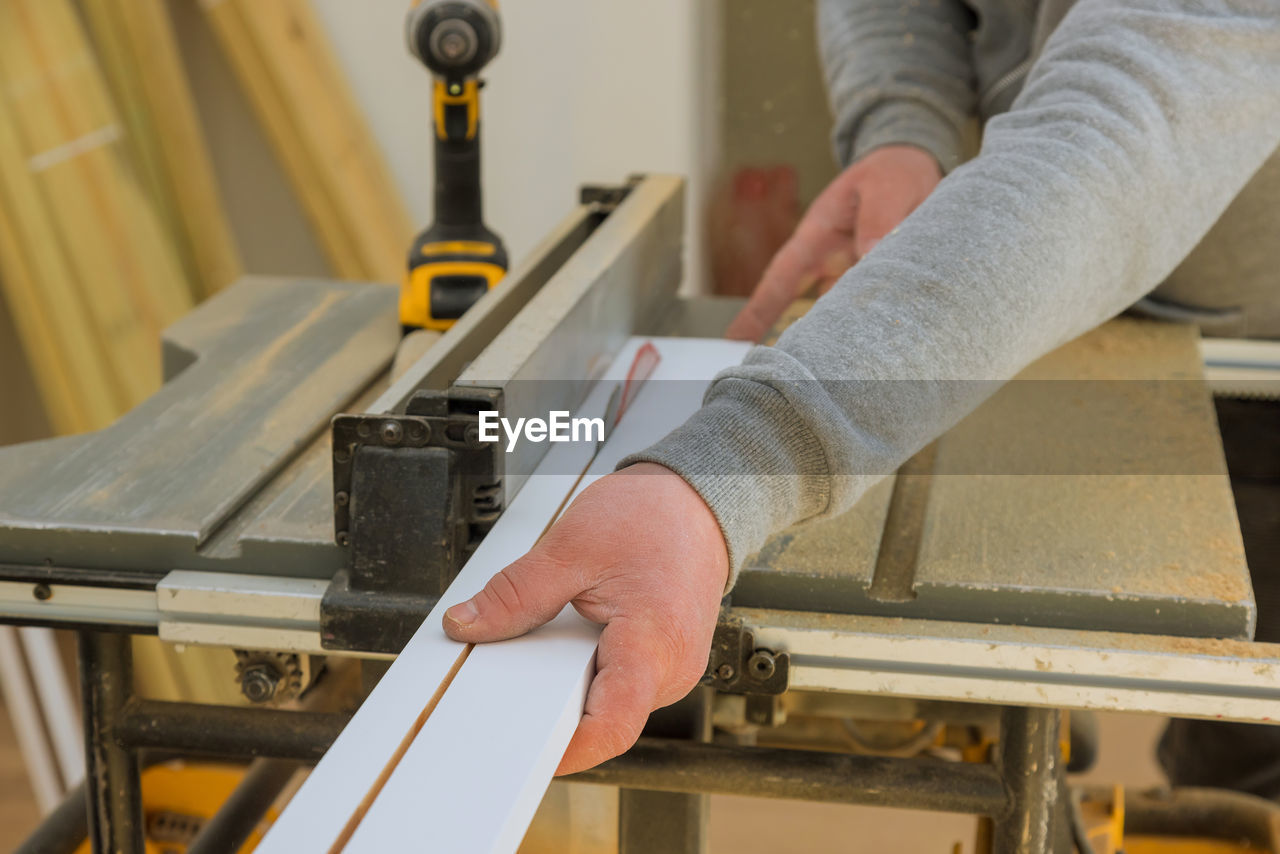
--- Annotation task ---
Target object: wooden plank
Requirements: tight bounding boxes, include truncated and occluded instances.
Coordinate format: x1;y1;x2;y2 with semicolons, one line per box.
347;339;749;854
200;0;412;283
0;0;193;416
260;337;750;854
0;29;121;431
82;0;242;299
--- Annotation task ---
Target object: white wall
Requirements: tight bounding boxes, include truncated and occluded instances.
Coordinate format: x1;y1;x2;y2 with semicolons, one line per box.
311;0;719;292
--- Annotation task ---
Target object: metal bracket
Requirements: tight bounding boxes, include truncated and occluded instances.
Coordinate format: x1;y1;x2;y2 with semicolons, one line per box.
703;617;789;696
324;386;504;652
579;174;643;213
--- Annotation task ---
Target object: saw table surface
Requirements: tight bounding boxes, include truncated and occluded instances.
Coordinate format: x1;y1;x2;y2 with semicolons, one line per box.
734;319;1253;639
0;277;1252;640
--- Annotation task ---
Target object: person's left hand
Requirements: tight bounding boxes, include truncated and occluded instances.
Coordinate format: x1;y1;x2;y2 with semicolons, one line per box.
442;463;729;775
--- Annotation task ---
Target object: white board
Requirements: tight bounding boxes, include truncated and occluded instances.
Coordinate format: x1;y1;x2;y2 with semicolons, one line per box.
259;337;749;853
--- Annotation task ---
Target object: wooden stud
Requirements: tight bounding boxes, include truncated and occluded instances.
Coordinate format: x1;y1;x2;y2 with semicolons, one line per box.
82;0;243;299
0;62;120;431
200;0;412;283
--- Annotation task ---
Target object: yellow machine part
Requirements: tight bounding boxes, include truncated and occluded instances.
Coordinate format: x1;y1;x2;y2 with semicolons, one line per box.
399;258;504;331
433;78;478;140
1126;840;1270;854
74;762;282;854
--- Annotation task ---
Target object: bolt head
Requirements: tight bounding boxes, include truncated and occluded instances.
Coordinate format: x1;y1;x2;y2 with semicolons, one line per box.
241;665;279;703
715;663;735;681
381;420;403;445
747;651;776;681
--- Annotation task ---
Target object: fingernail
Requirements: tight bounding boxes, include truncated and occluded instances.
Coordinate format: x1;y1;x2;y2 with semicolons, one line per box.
445;599;479;627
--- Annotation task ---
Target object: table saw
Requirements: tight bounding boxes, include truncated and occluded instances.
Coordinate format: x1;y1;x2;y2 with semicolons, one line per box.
2;174;1279;853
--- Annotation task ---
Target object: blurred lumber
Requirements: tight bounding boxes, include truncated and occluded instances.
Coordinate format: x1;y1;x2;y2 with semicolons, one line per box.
82;0;243;299
201;0;412;283
0;0;193;431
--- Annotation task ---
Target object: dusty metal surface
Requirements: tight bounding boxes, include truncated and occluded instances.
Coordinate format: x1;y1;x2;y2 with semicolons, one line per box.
0;277;396;576
734;320;1254;639
456;174;686;497
0;213;1254;647
741;607;1280;722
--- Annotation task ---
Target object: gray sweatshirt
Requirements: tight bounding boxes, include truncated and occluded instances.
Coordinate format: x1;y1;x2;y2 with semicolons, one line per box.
626;0;1280;581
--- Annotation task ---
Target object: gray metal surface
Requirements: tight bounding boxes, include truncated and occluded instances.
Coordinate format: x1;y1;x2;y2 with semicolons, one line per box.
0;277;397;576
0;181;694;585
744;606;1280;723
734;320;1254;639
0;193;1254;646
221;201;608;577
457;174;686;498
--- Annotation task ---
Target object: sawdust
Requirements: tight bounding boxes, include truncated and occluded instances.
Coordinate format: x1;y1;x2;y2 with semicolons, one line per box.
1160;634;1279;661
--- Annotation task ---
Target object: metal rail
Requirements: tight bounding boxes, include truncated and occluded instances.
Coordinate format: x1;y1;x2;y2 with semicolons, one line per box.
571;737;1009;816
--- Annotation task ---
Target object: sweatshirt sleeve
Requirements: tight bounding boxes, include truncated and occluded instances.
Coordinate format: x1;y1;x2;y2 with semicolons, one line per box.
626;0;1280;581
817;0;977;171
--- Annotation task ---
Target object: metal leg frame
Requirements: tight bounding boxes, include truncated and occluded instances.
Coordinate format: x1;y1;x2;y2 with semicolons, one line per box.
80;632;144;854
992;706;1064;854
69;632;349;854
55;636;1069;854
618;689;713;854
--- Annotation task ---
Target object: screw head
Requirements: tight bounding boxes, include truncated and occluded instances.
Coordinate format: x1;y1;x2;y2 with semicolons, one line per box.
408;421;429;443
464;423;482;448
334;491;349;507
715;663;735;681
380;420;403;445
747;651;776;681
356;422;371;438
32;583;52;601
336;531;350;547
334;447;351;464
240;665;279;704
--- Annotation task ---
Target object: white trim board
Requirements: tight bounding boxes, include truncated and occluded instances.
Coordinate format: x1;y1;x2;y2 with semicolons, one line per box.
259;337;750;854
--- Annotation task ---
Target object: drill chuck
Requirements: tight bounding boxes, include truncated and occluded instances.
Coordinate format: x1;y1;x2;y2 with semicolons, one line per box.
406;0;502;80
400;0;506;333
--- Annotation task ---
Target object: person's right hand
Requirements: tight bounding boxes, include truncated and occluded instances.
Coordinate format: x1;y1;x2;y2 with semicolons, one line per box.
725;144;942;342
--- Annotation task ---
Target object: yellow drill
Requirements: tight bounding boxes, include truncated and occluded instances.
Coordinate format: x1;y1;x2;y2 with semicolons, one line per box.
401;0;506;332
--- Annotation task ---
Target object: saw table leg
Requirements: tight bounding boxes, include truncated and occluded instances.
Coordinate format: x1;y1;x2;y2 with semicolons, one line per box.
619;690;712;854
79;632;144;854
992;706;1063;854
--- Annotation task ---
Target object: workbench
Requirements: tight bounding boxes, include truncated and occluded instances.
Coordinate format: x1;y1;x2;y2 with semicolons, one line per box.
2;175;1276;854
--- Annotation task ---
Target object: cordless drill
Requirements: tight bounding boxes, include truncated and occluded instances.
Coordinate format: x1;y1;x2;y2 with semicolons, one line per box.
400;0;507;332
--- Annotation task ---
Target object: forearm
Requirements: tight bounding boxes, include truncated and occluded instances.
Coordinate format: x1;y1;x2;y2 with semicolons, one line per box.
818;0;976;171
634;0;1280;578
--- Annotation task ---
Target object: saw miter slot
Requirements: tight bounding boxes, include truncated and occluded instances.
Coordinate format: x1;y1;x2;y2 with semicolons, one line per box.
258;337;750;854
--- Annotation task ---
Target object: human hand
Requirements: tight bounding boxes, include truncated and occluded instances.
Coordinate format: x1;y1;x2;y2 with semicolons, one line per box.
442;463;729;775
726;144;942;342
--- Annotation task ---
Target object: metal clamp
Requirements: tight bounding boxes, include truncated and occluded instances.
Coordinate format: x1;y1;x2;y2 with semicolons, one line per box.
704;618;789;695
324;387;504;653
579;174;643;213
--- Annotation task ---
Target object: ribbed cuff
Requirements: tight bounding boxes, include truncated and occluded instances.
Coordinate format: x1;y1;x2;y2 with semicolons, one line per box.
845;100;966;174
618;381;832;590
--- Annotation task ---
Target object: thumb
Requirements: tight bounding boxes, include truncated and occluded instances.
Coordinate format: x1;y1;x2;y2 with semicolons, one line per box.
443;551;585;643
